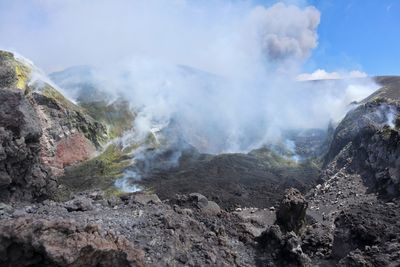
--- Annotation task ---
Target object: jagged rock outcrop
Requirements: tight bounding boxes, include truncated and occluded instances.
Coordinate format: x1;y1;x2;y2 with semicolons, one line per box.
0;87;56;201
276;188;308;233
256;188;311;267
345;125;400;197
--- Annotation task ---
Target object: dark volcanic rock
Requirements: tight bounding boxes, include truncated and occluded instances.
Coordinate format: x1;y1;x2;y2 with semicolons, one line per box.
353;127;400;197
257;225;312;267
141;146;320;209
256;189;311;267
0;191;258;266
332;201;400;266
306;79;400;265
0;88;56;202
276;188;308;234
324;95;400;198
324;119;400;199
0;217;145;267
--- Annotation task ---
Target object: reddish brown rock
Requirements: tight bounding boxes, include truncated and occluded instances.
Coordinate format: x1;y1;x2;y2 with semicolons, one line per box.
54;132;96;169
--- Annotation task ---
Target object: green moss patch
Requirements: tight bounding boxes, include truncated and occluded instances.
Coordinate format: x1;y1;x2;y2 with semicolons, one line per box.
58;143;133;195
41;84;80;111
79;100;135;139
0;51;14;61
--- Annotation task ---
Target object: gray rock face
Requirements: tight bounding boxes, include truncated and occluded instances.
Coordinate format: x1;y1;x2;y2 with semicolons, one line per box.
0;88;56;202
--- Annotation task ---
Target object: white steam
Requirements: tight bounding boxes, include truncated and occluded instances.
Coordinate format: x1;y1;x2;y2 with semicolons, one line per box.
386;106;397;128
89;61;377;153
1;1;379;154
374;104;398;129
115;171;142;193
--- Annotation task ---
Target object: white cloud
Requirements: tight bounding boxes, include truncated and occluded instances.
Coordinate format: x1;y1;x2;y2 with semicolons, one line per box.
297;69;368;81
348;70;369;78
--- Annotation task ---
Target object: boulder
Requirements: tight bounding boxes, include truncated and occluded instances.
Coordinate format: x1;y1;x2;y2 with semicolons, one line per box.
64;197;93;212
132;193;161;205
200;200;221;216
189;193;221;215
189;193;208;208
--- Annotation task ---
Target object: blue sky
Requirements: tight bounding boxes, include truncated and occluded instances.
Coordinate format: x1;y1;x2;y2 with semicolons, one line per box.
306;0;399;76
255;0;400;75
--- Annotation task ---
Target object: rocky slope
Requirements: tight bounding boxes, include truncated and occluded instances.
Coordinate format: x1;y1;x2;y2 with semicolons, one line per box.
303;76;400;266
139;145;321;209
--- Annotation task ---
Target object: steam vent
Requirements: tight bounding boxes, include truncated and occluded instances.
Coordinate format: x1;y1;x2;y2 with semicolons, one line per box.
1;1;400;266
